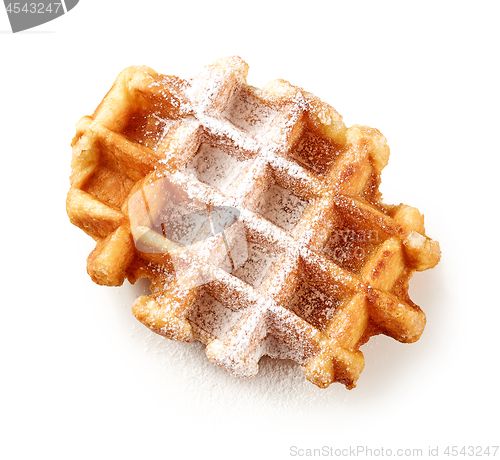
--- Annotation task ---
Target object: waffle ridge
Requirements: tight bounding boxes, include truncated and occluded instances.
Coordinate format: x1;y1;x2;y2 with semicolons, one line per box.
67;56;441;389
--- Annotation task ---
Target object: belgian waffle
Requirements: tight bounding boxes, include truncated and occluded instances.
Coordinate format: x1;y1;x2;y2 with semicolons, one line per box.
67;56;440;389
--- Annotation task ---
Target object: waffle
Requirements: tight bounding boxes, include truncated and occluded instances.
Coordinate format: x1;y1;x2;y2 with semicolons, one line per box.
67;56;440;389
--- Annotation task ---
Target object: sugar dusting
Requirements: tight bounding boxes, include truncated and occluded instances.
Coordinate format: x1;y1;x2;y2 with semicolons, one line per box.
289;281;341;333
290;130;339;175
185;144;249;192
257;184;309;231
123;111;176;150
188;290;244;339
223;88;278;136
232;242;277;288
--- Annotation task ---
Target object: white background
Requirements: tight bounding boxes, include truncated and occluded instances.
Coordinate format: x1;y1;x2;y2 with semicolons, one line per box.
1;1;499;459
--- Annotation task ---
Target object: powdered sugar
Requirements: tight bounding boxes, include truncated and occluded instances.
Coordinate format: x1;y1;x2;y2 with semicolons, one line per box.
232;242;277;288
223;88;278;136
185;143;250;192
256;183;309;231
188;290;244;339
289;281;341;333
